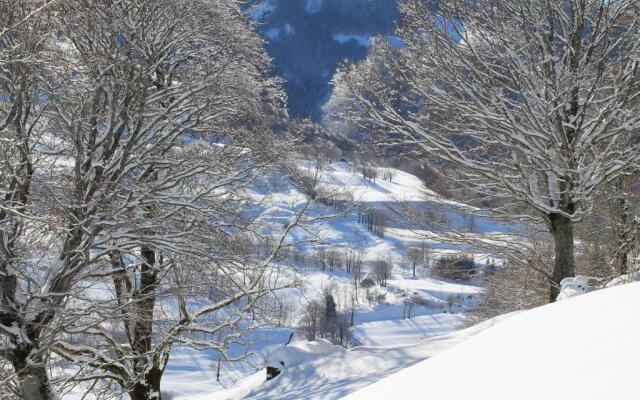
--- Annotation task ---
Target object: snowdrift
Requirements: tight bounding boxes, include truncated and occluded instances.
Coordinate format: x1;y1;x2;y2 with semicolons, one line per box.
238;314;513;400
346;282;640;400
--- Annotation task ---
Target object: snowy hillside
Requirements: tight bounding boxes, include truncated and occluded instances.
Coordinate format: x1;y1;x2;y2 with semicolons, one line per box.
59;161;494;400
347;282;640;400
153;162;500;399
237;315;512;400
7;3;640;399
258;161;507;261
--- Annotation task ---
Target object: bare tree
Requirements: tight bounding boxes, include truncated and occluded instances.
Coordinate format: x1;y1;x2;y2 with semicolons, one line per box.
1;2;63;398
300;300;323;341
407;242;431;278
329;0;640;300
603;175;640;276
43;1;298;399
0;0;298;399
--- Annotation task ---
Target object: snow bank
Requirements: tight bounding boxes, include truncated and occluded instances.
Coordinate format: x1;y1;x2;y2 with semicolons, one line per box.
346;282;640;400
558;272;640;301
267;339;342;370
239;313;515;400
556;275;592;301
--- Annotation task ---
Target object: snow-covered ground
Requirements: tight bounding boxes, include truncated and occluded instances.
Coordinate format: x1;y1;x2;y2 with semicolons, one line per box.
255;161;509;259
154;162;501;399
226;315;512;400
347;282;640;400
62;162;640;400
350;313;466;346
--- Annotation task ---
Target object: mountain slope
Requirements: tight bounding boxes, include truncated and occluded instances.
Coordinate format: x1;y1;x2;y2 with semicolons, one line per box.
251;0;399;120
155;162;498;399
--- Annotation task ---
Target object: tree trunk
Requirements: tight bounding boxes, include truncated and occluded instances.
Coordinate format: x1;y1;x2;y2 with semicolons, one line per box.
2;262;56;400
549;213;576;302
12;345;56;400
615;242;629;276
130;367;163;400
613;177;631;275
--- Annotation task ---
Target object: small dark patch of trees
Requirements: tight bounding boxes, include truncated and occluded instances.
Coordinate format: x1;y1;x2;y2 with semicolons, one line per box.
381;168;394;182
373;258;392;287
360;276;376;305
432;254;479;281
300;289;350;345
360;165;378;181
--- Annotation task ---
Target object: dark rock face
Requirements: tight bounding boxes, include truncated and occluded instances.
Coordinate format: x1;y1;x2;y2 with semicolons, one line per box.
251;0;399;121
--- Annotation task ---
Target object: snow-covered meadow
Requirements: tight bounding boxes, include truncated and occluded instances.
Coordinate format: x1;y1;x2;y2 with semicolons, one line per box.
152;162;502;399
53;160;640;400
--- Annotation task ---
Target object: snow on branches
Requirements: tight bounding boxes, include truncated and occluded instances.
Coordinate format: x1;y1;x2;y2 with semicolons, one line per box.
328;0;640;299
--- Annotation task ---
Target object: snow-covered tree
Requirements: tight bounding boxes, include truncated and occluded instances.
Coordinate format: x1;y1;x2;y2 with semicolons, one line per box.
329;0;640;300
48;1;296;399
1;0;298;399
1;2;62;397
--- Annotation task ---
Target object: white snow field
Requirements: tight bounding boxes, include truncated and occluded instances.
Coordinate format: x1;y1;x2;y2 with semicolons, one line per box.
350;313;466;346
346;282;640;400
152;162;500;399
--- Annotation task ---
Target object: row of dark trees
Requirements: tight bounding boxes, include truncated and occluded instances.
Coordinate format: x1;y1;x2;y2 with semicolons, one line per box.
357;207;387;238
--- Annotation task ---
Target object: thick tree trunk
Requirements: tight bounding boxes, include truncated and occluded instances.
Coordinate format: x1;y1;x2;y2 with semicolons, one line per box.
130;367;163;400
549;213;575;302
127;247;162;400
12;345;56;400
2;263;56;400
